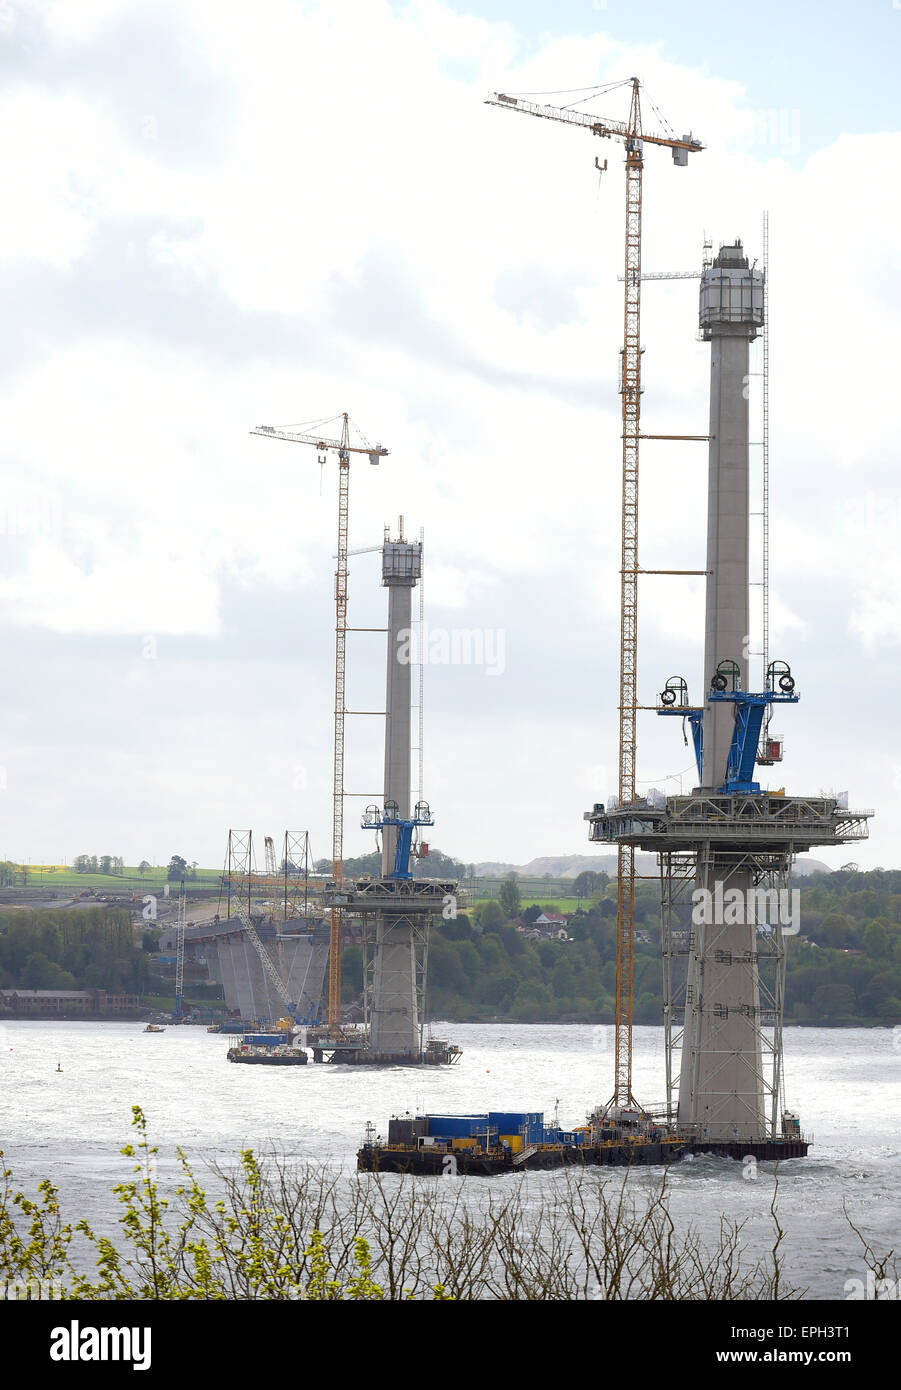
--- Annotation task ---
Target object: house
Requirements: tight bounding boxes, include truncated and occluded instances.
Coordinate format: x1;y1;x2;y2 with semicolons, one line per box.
531;913;570;941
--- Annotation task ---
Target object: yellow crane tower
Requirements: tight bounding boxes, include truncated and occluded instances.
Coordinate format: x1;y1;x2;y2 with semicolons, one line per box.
250;413;389;1032
487;78;703;1109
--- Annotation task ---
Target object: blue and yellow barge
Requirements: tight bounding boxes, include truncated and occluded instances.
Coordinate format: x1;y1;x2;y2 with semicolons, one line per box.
357;1108;808;1173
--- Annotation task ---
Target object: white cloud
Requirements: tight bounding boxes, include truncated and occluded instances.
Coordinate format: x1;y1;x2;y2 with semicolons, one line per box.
0;0;897;867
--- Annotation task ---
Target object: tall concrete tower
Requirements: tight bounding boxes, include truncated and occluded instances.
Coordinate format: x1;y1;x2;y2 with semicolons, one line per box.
586;237;871;1148
700;242;761;788
370;529;423;1055
320;524;460;1066
678;242;766;1138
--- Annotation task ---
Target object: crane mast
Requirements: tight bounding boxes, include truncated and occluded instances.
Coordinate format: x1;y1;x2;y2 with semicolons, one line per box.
487;78;702;1110
331;435;349;1033
616;84;643;1108
251;413;389;1032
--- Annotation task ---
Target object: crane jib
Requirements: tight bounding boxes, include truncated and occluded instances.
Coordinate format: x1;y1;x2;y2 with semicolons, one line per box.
486;93;702;153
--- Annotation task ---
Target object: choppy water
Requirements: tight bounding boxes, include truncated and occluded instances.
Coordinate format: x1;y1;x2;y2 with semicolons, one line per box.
1;1020;898;1298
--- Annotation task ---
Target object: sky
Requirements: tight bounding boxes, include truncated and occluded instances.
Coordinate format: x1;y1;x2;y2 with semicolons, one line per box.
0;0;899;872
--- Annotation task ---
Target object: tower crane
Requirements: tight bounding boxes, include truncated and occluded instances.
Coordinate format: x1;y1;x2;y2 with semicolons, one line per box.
487;79;703;1110
251;413;389;1033
617;270;701;281
174;880;186;1021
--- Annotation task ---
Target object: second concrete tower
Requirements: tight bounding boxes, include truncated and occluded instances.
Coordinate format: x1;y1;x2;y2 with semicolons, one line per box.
369;530;422;1055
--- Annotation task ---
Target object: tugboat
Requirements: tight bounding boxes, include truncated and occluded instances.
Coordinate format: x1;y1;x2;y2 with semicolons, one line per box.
143;1023;166;1033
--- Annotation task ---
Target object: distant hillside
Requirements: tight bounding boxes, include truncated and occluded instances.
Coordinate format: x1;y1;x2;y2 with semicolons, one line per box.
475;854;834;879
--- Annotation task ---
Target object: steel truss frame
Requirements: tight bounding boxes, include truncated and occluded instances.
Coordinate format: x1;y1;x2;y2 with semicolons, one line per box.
660;844;791;1138
357;911;430;1047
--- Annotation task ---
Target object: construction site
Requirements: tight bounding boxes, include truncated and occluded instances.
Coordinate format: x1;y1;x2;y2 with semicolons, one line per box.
360;78;872;1165
165;439;463;1065
134;76;870;1138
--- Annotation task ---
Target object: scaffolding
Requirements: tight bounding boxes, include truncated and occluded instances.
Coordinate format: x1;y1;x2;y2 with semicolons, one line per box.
659;845;791;1138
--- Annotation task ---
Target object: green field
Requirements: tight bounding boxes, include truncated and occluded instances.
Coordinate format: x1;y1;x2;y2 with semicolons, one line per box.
6;865;224;892
7;864;586;906
465;879;585;904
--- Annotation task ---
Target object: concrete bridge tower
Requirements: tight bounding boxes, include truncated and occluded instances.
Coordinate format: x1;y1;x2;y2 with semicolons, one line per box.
585;238;871;1147
319;523;460;1065
678;241;766;1139
369;528;423;1055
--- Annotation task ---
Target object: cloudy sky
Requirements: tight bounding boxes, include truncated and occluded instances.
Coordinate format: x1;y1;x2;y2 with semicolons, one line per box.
0;0;898;872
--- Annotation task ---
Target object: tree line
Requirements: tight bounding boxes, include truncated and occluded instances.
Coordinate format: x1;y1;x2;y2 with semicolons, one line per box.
341;866;901;1026
73;855;126;874
0;908;151;995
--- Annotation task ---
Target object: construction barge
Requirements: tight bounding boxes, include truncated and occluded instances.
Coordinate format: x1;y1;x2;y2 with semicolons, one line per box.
308;1031;461;1065
358;1109;809;1174
226;1029;308;1065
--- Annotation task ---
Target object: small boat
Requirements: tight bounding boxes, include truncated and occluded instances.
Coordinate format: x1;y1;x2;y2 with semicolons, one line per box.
143;1024;166;1033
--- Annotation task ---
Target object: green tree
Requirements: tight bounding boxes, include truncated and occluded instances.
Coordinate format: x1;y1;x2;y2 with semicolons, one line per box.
477;970;518;1009
428;940;466;993
22;952;54;988
477;900;504;931
574;870;605;899
167;856;188;882
475;934;503;969
811;983;856;1020
456;941;480;980
511;980;553;1021
499;874;521;919
863;921;891;960
551;959;576;999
